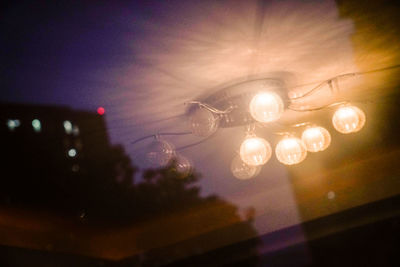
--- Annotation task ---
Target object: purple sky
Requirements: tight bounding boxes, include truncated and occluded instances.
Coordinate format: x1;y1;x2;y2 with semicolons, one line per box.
2;1;136;108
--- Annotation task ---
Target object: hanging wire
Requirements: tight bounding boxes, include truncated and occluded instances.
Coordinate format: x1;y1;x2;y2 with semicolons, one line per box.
288;101;348;112
176;131;218;151
131;134;156;146
158;131;192;136
131;131;191;146
273;122;312;135
130;129;216;151
288;64;400;101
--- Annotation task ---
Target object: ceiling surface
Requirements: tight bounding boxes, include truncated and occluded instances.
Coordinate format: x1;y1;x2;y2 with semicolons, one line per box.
1;0;400;262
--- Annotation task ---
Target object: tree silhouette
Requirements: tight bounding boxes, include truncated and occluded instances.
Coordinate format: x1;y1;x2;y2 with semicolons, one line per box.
118;161;261;266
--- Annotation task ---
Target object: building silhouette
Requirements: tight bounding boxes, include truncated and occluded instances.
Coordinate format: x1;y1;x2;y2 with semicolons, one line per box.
0;103;262;266
0;102;131;216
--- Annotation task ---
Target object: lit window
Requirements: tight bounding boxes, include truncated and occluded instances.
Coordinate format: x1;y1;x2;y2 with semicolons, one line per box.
72;125;79;136
32;119;41;132
68;148;77;157
63;120;73;134
71;164;80;172
7;119;20;131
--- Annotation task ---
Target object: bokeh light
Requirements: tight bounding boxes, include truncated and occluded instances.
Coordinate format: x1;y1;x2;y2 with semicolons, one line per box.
97;107;105;116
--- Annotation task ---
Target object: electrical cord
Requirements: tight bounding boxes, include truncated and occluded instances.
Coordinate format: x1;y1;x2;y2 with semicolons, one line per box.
131;132;191;146
288;64;400;101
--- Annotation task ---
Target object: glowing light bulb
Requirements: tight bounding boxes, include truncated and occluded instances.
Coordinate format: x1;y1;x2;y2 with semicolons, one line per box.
68;148;77;158
240;136;272;166
249;92;284;123
189;107;218;137
175;154;192;176
301;126;331;152
332;105;366;134
275;137;307;165
145;139;175;168
231;155;261;179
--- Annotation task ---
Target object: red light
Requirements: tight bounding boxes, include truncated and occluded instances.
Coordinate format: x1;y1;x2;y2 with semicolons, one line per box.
97;107;105;115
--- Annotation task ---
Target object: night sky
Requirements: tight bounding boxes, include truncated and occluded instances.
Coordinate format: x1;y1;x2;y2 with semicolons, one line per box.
2;1;137;108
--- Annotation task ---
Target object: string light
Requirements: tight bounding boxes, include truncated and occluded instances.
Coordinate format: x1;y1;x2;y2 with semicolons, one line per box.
275;137;307;165
301;126;331;152
249;92;284;123
231;155;261;179
239;135;272;166
145;137;175;168
332;105;366;134
174;153;192;176
189;107;219;137
129;64;400;177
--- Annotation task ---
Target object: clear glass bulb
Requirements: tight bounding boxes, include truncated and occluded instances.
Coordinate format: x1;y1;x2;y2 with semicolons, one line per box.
301;126;331;152
249;92;284;123
175;153;192;176
189;107;218;137
275;137;307;165
240;136;272;166
231;155;261;179
332;105;366;134
145;139;175;168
